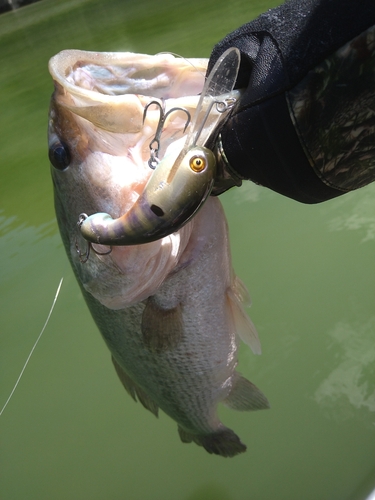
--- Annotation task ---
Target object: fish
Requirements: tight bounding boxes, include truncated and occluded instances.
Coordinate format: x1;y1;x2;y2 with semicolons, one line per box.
48;49;269;457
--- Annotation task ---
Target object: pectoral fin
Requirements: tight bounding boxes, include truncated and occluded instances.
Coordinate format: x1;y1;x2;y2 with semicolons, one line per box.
223;373;270;411
141;297;184;352
111;356;159;417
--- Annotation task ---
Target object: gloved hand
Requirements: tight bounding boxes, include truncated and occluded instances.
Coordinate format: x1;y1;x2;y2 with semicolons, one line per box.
207;0;375;203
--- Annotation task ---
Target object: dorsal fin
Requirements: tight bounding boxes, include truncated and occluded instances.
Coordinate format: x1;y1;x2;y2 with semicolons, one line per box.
111;356;159;417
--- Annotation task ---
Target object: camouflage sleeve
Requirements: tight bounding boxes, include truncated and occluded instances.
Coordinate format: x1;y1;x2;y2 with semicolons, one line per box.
287;26;375;192
208;0;375;203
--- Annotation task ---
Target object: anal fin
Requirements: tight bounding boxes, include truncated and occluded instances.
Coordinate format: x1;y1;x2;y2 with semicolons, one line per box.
111;356;159;417
141;297;184;352
223;373;270;411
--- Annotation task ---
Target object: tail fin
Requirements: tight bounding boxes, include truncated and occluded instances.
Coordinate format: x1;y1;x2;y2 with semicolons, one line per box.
178;426;246;457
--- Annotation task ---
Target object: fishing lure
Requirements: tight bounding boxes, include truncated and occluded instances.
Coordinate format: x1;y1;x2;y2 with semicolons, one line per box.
79;47;241;247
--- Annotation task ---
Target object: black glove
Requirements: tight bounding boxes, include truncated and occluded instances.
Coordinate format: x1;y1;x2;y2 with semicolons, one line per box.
208;0;375;203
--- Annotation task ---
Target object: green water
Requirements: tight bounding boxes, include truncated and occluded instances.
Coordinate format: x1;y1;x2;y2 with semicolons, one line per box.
1;0;374;499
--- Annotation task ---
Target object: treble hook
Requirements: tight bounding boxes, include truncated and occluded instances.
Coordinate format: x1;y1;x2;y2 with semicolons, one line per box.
143;100;191;169
75;213;112;263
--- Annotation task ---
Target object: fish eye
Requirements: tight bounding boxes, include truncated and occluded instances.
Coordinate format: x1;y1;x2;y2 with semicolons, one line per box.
189;155;206;173
49;140;71;171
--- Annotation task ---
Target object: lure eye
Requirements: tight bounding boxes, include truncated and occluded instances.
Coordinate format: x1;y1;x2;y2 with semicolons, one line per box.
150;204;164;217
189;155;206;173
49;140;71;171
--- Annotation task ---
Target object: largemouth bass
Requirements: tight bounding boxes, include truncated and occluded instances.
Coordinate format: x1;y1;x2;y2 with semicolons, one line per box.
48;50;269;457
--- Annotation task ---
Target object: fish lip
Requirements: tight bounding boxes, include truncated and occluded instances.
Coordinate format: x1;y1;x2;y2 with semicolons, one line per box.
48;49;208;104
48;50;139;103
48;50;208;137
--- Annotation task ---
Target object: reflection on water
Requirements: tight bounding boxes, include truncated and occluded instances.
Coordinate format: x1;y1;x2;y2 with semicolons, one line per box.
185;483;233;500
0;0;42;15
315;317;375;421
233;181;263;204
326;184;375;242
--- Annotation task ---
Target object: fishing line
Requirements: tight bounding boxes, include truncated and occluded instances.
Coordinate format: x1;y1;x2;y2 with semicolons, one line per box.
156;52;206;79
0;277;64;417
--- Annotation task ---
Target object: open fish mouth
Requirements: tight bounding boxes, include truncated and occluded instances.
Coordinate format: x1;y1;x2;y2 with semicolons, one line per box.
49;49;240;246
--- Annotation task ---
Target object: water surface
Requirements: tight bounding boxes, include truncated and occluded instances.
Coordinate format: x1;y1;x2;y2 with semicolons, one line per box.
1;1;374;499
